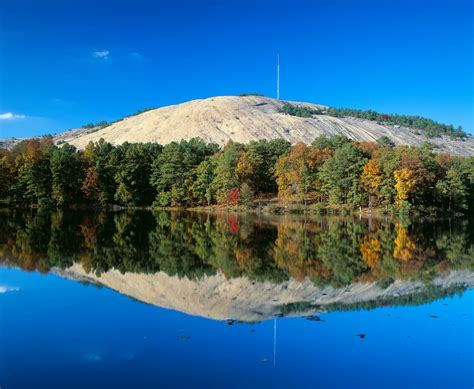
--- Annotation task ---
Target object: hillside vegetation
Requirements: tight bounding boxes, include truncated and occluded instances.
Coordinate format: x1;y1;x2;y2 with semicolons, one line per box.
279;102;466;139
325;107;466;138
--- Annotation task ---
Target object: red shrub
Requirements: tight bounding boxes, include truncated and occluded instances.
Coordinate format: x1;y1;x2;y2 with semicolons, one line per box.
228;187;240;205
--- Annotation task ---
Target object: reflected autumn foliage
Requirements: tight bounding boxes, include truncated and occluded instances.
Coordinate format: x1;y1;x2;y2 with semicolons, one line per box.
360;236;382;270
0;210;473;287
274;222;325;282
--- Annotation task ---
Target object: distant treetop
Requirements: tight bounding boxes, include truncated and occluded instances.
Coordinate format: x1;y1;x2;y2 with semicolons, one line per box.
81;108;157;131
81;120;109;130
126;107;156;117
238;93;264;97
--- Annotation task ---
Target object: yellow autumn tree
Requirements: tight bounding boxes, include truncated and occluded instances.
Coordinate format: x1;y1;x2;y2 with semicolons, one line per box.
275;143;307;203
394;168;416;206
361;159;383;207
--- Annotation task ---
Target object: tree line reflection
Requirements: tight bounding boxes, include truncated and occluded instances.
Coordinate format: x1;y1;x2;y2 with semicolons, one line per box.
1;210;473;287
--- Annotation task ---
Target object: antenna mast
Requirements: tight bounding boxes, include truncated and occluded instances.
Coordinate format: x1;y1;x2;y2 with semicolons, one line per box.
277;54;280;100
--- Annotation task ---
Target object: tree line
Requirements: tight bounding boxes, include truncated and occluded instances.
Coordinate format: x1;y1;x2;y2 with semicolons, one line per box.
279;102;467;138
325;107;467;139
0;135;473;213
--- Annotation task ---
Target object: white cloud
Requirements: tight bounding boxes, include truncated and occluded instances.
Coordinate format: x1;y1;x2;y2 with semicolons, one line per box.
130;51;143;61
0;112;26;120
93;50;110;59
0;285;20;293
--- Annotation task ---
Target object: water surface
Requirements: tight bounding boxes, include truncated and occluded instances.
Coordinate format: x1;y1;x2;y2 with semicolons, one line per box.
0;210;473;388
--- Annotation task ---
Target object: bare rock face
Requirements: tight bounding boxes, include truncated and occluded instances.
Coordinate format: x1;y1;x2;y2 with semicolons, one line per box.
58;96;473;156
57;264;474;323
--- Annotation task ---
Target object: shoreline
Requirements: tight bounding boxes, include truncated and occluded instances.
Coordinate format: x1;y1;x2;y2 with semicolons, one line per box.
0;201;470;220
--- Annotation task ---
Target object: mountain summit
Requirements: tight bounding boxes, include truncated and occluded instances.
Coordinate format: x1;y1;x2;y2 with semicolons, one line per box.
58;95;473;156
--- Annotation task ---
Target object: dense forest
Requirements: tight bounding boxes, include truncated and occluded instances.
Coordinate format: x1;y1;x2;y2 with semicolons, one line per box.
0;135;473;214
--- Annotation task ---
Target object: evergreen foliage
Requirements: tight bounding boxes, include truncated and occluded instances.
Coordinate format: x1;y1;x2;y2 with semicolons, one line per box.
279;103;323;117
326;107;467;138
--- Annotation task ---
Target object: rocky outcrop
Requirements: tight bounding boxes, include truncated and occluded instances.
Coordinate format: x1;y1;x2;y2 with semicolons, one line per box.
58;96;473;156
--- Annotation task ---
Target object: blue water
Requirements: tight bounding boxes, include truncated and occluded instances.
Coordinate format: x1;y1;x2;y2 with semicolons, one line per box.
1;267;472;389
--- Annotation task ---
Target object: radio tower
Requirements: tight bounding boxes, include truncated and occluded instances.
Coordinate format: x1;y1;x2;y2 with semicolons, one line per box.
277;53;280;100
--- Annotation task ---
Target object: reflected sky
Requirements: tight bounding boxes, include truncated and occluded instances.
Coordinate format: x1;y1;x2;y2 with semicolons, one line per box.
0;266;473;389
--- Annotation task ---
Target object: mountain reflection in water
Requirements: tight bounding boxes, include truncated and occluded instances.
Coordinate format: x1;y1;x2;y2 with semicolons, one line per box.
0;210;473;321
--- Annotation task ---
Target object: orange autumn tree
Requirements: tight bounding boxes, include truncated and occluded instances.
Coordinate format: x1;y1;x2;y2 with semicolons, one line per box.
356;141;379;158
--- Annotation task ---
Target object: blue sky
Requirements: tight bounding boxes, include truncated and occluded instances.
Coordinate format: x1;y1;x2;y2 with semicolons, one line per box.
0;0;472;138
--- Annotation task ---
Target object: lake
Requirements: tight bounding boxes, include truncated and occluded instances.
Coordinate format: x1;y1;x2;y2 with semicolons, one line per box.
0;210;473;388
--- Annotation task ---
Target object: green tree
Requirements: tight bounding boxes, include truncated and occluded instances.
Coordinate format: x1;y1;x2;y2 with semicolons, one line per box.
377;136;396;148
239;182;254;207
318;143;366;206
50;144;84;206
114;142;161;206
237;139;291;194
311;135;351;151
0;153;14;201
436;160;468;211
150;138;218;206
192;156;218;206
